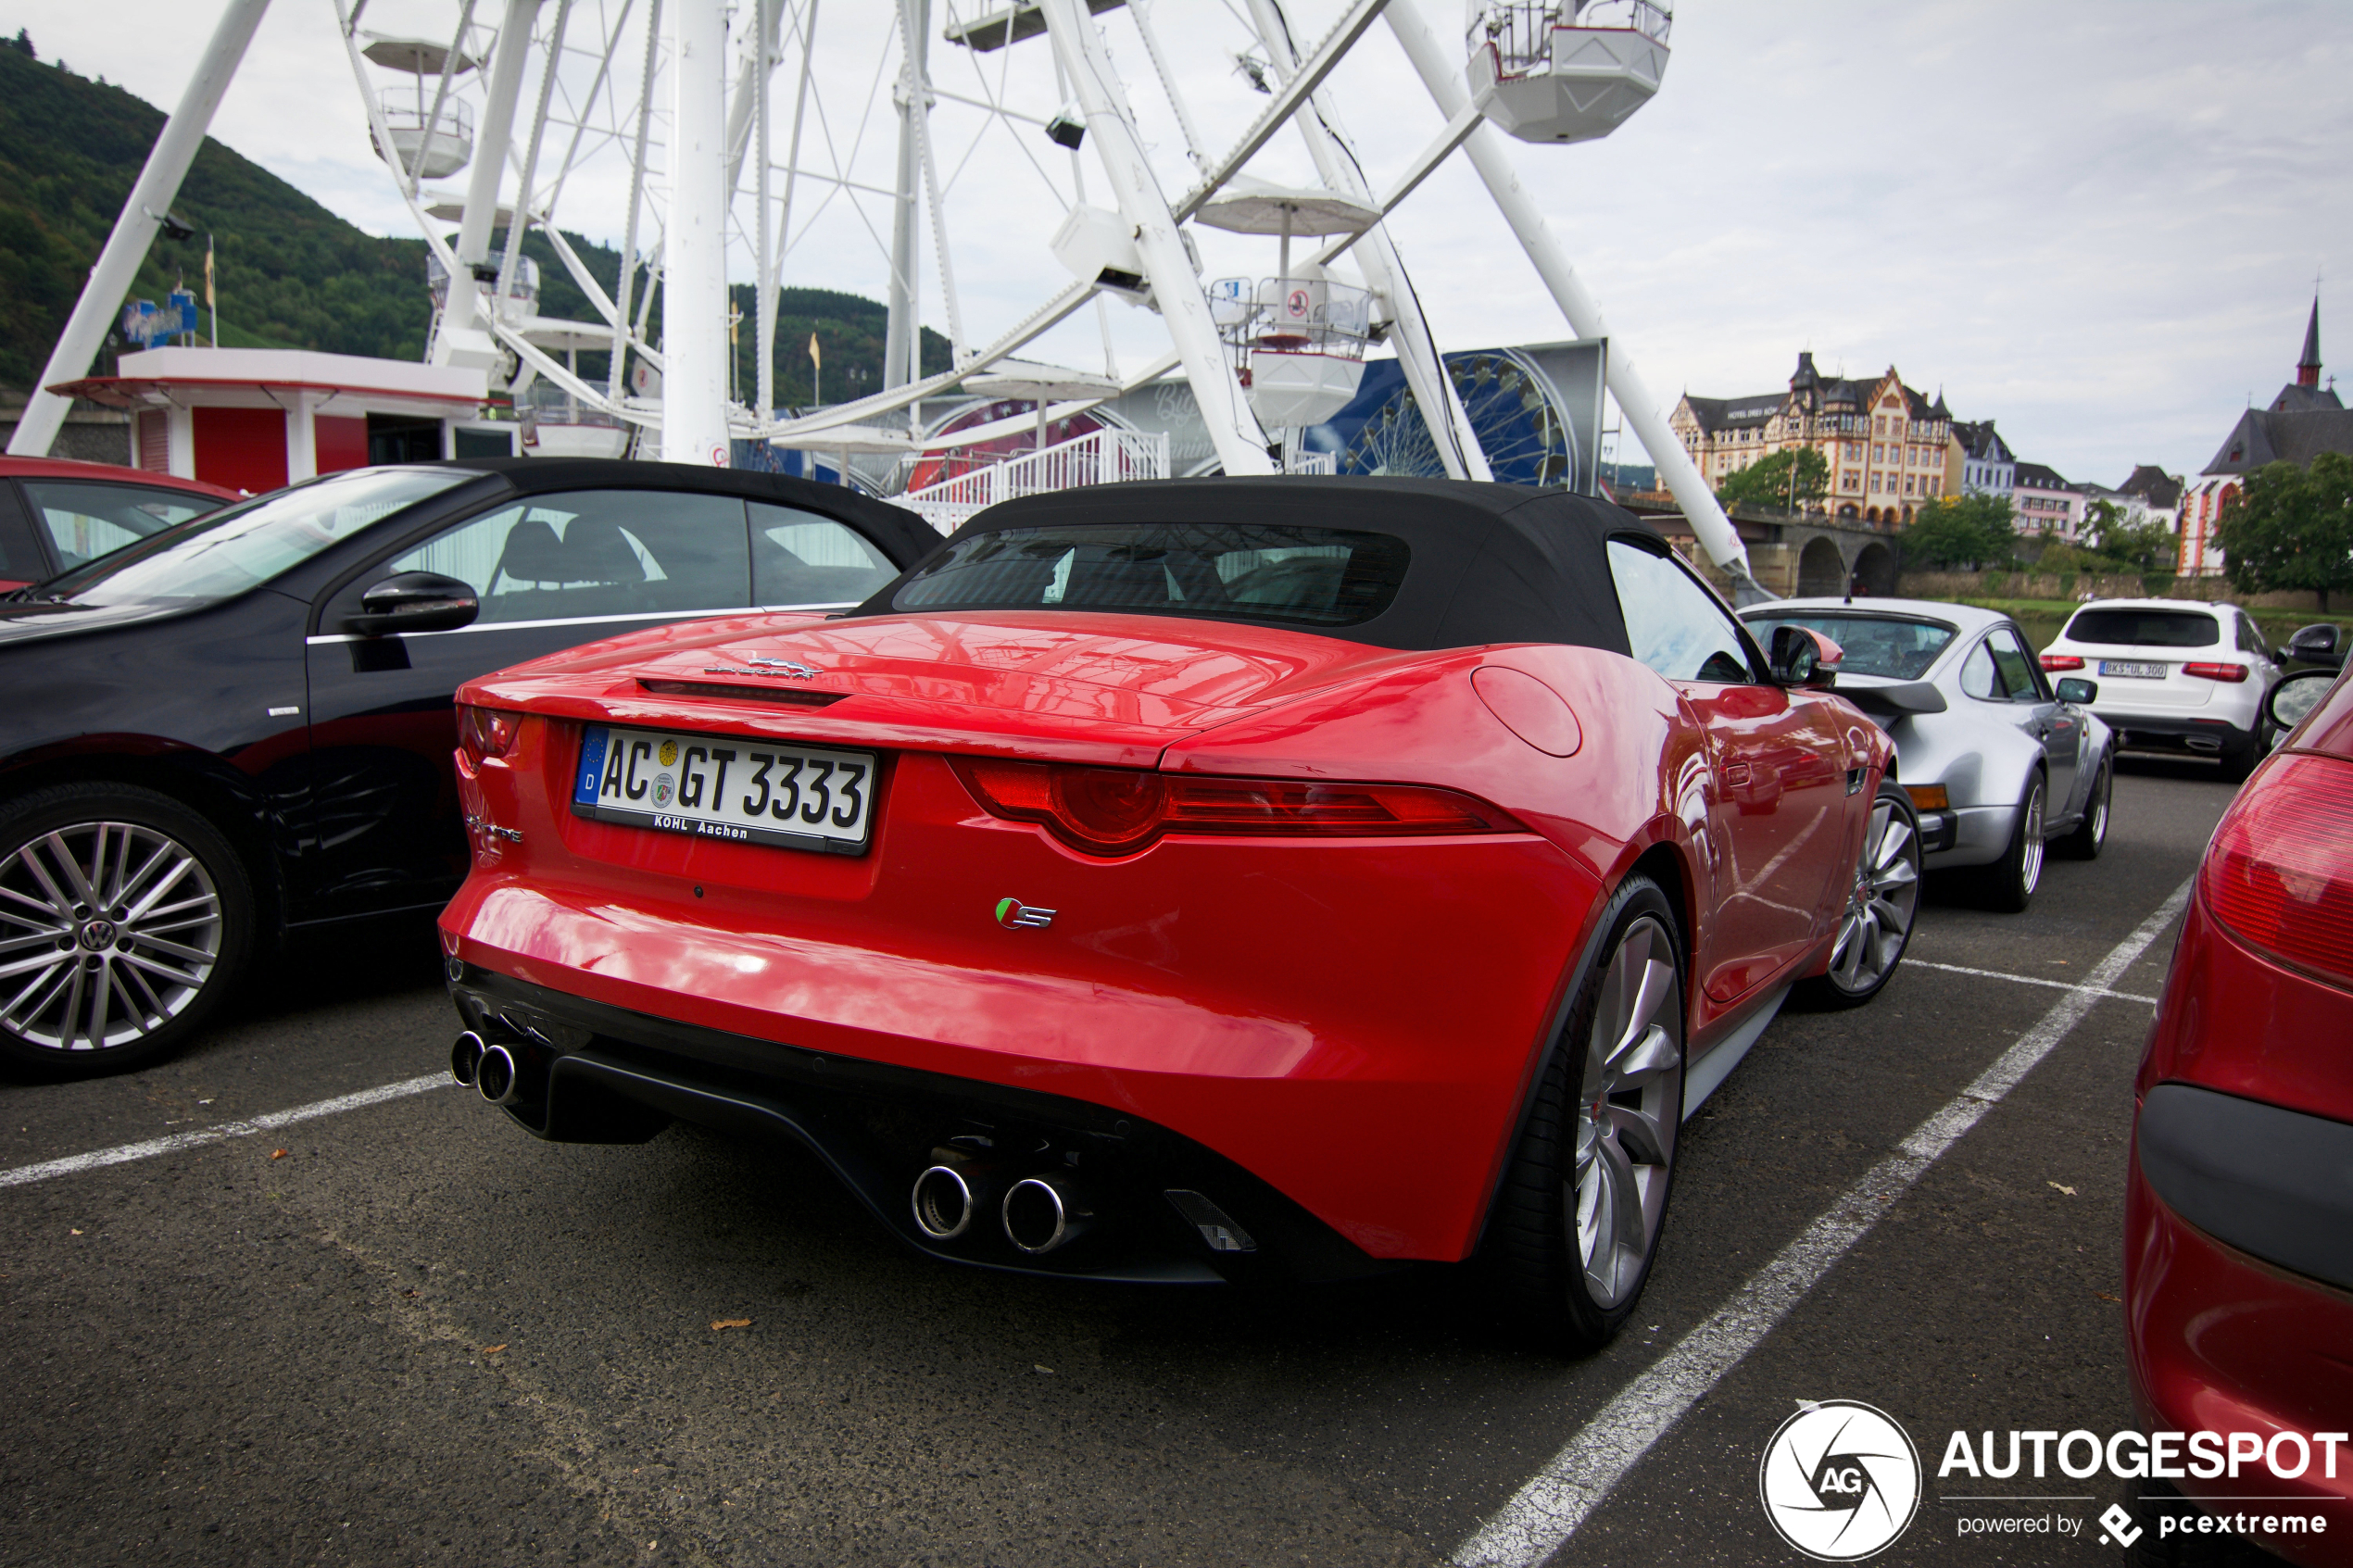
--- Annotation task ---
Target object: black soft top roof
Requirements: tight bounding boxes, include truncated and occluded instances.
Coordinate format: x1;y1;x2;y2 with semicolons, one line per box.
859;476;1661;656
445;456;942;567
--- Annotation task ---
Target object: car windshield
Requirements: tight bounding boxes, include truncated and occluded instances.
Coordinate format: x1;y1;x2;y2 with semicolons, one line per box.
2062;608;2220;647
34;468;470;607
888;522;1411;628
1743;612;1956;679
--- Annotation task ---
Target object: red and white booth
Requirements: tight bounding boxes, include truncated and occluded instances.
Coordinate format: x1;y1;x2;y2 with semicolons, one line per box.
50;347;498;495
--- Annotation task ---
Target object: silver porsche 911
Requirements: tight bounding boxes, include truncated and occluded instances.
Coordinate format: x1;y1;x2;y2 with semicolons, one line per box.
1739;598;2114;911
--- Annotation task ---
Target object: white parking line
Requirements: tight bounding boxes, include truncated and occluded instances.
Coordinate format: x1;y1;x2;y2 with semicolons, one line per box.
0;1073;454;1192
1904;959;2161;1005
1451;875;2195;1568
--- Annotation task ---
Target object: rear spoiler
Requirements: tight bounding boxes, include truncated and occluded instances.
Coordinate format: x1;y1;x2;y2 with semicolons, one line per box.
1837;681;1947;717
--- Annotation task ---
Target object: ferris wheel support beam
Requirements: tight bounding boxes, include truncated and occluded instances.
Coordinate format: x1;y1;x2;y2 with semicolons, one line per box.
883;0;930;399
608;0;662;401
1245;0;1488;483
661;0;733;462
1384;0;1755;584
1038;0;1276;476
435;0;542;370
8;0;272;458
1169;0;1389;224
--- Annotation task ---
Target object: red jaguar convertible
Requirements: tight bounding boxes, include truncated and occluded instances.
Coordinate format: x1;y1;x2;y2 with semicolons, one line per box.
436;479;1917;1346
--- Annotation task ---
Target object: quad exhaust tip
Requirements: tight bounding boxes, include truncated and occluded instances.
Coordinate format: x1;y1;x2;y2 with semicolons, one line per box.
449;1030;485;1087
1001;1173;1092;1255
476;1043;522;1106
912;1165;982;1240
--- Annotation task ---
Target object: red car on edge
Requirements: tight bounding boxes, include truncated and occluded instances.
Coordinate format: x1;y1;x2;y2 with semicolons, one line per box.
2128;651;2353;1564
435;479;1919;1347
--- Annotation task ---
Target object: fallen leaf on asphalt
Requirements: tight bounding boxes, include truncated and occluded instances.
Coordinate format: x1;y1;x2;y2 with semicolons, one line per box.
2047;1181;2077;1196
270;1148;288;1160
481;1344;507;1354
69;1228;82;1236
711;1319;751;1331
2095;1291;2120;1302
1035;1364;1057;1375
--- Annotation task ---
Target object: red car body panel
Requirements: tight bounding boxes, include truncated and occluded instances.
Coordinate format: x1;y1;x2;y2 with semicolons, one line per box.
442;606;1884;1264
2127;667;2353;1565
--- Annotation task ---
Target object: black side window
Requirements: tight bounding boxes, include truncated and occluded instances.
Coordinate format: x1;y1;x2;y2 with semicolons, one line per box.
385;490;751;622
1606;539;1757;683
749;502;900;607
1985;626;2045;700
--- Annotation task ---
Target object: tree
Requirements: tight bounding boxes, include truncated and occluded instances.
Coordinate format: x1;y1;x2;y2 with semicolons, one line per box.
10;29;33;57
2082;498;2180;576
1715;446;1829;513
1899;493;2018;570
2214;452;2353;611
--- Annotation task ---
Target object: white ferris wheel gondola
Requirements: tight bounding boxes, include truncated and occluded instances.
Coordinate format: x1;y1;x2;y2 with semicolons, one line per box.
1465;0;1672;145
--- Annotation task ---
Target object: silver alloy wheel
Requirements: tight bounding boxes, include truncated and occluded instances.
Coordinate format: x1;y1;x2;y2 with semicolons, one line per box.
2020;781;2045;897
0;821;224;1051
2088;761;2111;847
1825;794;1922;994
1571;914;1682;1310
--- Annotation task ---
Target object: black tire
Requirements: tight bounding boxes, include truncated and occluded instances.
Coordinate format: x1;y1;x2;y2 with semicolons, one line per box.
0;783;255;1078
1978;772;2046;914
2057;751;2113;859
1794;780;1922;1010
1486;874;1685;1353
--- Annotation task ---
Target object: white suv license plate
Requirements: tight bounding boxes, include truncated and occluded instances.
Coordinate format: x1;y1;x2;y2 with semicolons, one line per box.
572;724;875;855
2099;660;2169;679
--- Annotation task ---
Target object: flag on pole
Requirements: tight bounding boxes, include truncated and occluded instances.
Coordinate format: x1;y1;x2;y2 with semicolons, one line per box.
204;236;217;346
807;332;821;370
809;332;822;405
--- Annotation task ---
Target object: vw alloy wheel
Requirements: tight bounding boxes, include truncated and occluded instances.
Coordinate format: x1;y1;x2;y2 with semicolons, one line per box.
1;818;226;1055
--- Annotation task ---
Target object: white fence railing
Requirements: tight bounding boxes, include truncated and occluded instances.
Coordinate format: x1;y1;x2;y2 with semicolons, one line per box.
900;428;1170;533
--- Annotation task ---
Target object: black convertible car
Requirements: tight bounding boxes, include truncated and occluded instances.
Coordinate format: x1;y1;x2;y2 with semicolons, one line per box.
0;458;937;1075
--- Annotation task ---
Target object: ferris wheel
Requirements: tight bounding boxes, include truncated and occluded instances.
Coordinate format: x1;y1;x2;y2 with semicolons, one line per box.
17;0;1762;585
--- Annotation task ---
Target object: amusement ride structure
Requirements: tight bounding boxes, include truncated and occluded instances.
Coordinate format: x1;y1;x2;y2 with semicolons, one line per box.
8;0;1757;587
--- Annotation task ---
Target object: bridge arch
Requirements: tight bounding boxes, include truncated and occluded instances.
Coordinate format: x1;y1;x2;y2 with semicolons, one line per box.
1797;536;1847;596
1852;540;1897;596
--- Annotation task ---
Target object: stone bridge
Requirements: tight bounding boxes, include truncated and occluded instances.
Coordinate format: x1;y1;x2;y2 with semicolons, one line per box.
1618;495;1900;600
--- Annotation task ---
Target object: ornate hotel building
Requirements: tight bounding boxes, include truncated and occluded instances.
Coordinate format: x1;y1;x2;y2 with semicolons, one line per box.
1669;355;1957;528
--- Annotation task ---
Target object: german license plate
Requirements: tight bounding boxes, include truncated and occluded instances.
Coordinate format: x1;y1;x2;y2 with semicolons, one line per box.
572;724;875;854
2099;660;2168;679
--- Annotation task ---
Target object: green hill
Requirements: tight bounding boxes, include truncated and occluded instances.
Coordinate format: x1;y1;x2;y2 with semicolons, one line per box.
0;36;944;407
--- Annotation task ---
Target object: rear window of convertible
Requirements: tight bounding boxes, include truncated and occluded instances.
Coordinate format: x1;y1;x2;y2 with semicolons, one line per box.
890;522;1410;628
2062;608;2220;647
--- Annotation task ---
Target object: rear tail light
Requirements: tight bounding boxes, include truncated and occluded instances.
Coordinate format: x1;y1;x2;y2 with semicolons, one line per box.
2183;662;2248;682
949;758;1524;857
458;706;522;765
2202;751;2353;987
2039;654;2084;671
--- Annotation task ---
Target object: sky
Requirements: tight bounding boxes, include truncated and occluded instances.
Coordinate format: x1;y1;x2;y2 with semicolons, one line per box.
9;0;2350;486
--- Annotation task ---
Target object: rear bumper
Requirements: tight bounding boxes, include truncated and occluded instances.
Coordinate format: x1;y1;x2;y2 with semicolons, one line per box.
447;967;1392;1284
436;786;1604;1268
2098;710;2256;755
1923;801;2016;870
2125;1138;2353;1568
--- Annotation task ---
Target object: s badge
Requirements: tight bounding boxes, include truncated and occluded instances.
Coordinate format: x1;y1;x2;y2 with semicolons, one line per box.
995;898;1055;930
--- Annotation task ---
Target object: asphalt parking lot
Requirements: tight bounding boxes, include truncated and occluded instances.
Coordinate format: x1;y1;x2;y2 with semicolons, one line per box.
0;759;2278;1567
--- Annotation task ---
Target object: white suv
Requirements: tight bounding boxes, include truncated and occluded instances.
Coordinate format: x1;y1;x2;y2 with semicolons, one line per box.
2038;599;2281;780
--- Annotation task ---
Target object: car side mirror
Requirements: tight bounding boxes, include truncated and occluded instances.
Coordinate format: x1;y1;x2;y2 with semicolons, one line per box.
346;571;480;637
1769;623;1842;689
2286;623;2345;670
2268;668;2338;733
2054;677;2098;705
